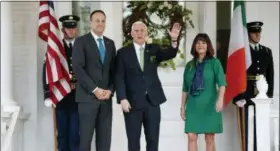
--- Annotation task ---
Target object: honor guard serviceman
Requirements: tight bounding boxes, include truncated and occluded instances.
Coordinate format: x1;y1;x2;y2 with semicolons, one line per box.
233;21;274;151
43;15;80;151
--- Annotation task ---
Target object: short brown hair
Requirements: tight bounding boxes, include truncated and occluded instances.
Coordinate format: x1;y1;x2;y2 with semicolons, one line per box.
190;33;215;58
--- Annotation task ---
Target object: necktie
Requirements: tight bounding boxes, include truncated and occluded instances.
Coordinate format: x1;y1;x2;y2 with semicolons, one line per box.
255;45;258;51
69;42;72;49
140;47;144;71
97;38;105;63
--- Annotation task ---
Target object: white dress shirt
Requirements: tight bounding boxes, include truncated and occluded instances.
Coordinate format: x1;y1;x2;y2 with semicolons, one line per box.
91;31;105;49
250;43;259;51
64;39;75;47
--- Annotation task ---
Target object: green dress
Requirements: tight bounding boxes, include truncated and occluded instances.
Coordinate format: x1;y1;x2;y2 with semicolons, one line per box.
182;58;226;133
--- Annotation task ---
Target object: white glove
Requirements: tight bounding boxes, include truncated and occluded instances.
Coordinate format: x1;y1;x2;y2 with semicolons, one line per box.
120;99;131;112
44;98;56;108
236;99;246;107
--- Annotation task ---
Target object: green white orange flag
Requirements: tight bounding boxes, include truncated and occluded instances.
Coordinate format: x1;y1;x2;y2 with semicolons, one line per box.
224;1;251;106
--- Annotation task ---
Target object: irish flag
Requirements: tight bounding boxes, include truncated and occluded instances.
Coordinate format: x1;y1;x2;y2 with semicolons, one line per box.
224;1;251;106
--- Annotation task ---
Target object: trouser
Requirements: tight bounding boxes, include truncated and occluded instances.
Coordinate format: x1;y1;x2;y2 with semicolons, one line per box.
124;95;161;151
78;101;112;151
56;107;80;151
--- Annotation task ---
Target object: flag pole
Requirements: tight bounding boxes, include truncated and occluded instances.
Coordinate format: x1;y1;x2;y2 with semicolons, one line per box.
52;106;58;151
236;106;244;151
242;107;246;151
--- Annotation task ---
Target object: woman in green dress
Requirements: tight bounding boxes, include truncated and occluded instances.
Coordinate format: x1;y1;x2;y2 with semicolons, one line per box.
180;33;226;151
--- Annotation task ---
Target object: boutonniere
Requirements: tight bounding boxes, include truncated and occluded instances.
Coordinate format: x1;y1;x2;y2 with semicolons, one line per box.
150;55;157;63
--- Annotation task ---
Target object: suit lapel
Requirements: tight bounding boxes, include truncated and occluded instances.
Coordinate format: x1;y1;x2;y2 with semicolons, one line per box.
144;43;150;70
86;33;102;65
130;44;142;72
103;38;111;66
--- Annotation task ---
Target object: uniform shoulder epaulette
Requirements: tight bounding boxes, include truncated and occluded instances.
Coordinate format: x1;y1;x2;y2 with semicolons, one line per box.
260;44;271;54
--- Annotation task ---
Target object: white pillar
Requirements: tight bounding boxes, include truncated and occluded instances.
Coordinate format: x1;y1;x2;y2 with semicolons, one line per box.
198;2;216;51
1;2;17;107
273;117;279;151
247;106;255;151
251;98;273;151
100;1;123;49
184;2;200;63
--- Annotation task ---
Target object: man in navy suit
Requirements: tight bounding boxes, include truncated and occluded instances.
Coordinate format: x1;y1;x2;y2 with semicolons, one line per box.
115;21;182;151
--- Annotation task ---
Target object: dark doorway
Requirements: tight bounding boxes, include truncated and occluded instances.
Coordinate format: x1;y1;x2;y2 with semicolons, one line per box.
216;1;231;73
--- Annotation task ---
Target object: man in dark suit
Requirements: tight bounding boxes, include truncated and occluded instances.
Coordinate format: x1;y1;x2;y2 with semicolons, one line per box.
72;10;116;151
43;15;80;151
115;21;182;151
234;21;274;151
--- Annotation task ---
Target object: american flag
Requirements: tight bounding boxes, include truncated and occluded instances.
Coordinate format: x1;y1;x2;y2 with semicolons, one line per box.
38;1;71;104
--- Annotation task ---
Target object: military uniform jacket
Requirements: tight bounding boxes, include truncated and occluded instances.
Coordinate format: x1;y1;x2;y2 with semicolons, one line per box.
234;44;274;103
42;39;77;110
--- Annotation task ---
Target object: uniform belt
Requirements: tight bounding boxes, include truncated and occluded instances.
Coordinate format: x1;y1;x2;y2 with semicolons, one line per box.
247;75;260;81
247;75;260;95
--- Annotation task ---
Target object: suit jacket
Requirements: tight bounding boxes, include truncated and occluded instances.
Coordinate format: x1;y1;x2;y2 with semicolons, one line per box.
42;39;76;110
72;33;116;103
115;43;178;109
233;44;274;104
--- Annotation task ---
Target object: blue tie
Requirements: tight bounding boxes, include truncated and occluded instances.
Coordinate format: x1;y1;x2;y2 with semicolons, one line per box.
97;38;105;63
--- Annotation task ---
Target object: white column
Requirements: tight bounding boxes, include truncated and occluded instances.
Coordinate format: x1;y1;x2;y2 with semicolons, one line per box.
251;98;273;151
198;2;216;51
184;2;200;63
100;1;123;49
1;2;17;107
247;106;255;151
273;117;279;151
